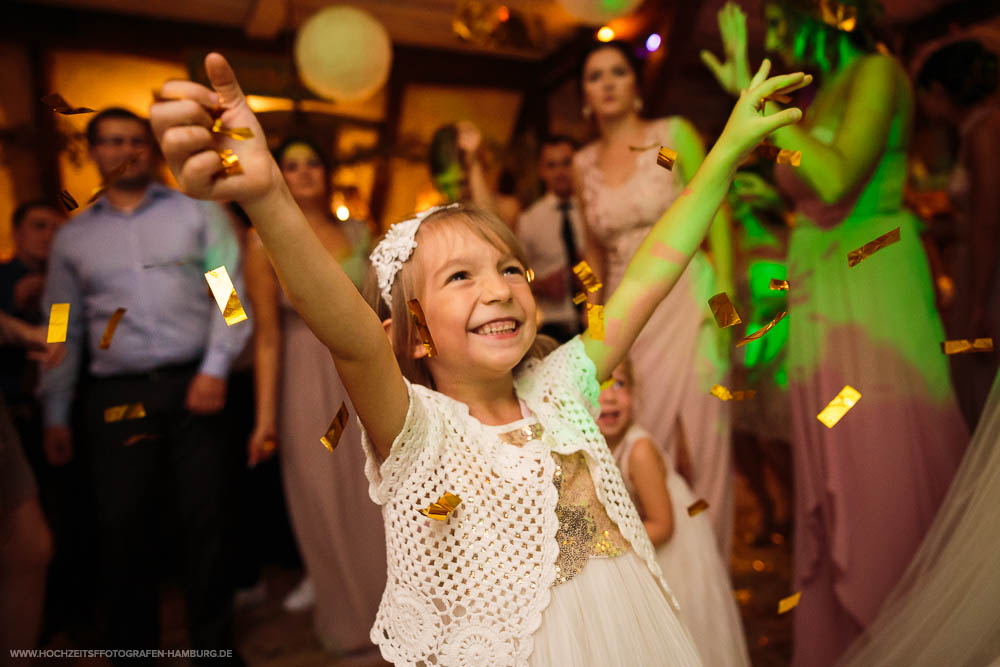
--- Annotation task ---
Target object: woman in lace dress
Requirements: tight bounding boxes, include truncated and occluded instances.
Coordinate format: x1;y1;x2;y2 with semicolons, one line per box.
244;137;385;658
575;40;737;556
702;3;968;664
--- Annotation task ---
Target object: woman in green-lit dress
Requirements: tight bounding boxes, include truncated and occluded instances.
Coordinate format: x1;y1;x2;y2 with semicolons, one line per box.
702;2;968;665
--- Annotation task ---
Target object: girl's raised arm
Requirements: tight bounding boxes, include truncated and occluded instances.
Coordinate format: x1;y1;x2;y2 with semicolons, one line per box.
582;61;809;381
151;53;407;457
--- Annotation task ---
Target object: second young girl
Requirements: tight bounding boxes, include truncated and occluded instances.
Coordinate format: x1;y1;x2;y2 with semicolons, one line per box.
150;53;808;666
598;361;751;666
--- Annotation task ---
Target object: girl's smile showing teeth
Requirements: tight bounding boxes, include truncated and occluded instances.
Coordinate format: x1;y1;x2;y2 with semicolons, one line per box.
472;318;520;336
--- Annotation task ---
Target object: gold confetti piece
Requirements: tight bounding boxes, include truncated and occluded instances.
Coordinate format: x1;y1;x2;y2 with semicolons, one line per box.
104;402;147;423
816;385;861;428
407;299;437;357
320;402;349;452
769;279;790;291
847;227;901;268
418;491;462;521
736;311;788;348
941;338;994;355
656;146;678;170
41;93;94;115
756;143;802;167
57;189;79;212
819;0;857;31
526;267;535;283
218;149;243;176
88;154;140;204
710;384;757;401
98;308;126;350
572;291;588;305
687;499;709;517
572;260;602;293
211;117;253;141
204;265;248;326
778;592;802;614
600;378;614;391
47;303;70;343
587;303;605;341
709;292;743;328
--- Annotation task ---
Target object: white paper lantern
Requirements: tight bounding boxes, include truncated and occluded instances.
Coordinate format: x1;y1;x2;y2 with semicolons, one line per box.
294;6;392;103
557;0;643;26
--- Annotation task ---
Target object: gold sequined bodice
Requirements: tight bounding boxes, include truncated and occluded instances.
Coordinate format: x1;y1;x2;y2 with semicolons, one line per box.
497;418;630;587
551;451;630;584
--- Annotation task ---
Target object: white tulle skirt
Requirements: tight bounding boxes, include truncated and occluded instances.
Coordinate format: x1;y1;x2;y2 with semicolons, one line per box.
838;370;1000;666
529;551;703;666
658;473;751;667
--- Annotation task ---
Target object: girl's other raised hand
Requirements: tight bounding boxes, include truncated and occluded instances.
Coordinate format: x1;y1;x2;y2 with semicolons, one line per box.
150;53;280;206
715;59;811;166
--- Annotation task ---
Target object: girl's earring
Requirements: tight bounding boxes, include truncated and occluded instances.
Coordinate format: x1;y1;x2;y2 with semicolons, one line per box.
582;104;593;120
633;97;643;113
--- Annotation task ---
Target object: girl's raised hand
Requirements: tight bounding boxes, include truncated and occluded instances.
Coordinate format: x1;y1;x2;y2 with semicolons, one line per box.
715;59;811;165
701;1;752;97
150;53;280;205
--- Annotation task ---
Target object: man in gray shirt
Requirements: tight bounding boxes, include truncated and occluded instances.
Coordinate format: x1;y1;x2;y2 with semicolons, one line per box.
40;107;250;660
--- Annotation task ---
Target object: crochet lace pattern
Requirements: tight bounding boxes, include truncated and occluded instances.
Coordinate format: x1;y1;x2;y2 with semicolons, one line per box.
362;338;679;666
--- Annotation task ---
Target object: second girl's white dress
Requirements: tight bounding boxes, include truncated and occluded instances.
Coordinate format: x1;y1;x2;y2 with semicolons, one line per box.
613;423;750;667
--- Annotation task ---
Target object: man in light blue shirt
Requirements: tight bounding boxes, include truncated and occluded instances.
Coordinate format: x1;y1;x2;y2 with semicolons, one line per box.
39;107;250;661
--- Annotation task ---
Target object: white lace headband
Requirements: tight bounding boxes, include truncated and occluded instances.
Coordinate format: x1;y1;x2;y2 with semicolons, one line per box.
369;204;460;308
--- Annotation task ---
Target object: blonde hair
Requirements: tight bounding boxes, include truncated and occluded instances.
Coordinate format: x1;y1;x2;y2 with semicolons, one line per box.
364;205;556;389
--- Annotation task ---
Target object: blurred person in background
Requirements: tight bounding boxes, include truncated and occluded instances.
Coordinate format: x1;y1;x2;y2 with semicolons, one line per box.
0;310;56;663
574;39;736;557
517;135;583;343
0;202;64;443
429;121;521;229
244;137;385;660
702;2;968;664
916;39;1000;431
39;107;249;661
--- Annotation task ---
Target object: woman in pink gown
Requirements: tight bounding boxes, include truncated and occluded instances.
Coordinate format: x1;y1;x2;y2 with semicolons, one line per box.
245;138;386;659
574;40;736;556
702;3;968;664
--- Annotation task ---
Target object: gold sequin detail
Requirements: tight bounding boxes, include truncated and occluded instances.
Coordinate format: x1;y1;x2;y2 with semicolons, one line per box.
497;422;544;447
552;452;629;585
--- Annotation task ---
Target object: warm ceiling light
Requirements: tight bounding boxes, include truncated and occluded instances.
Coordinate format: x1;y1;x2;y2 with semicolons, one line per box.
335;205;350;221
596;26;615;42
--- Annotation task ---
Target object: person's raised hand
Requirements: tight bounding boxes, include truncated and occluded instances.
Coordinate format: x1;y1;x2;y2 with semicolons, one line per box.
150;52;280;206
456;121;483;159
700;2;752;97
715;60;811;166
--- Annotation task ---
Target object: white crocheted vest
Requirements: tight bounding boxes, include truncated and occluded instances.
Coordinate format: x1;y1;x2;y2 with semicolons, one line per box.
362;338;677;666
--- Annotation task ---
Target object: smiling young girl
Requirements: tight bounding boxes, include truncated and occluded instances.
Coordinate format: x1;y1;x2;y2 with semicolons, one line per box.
150;53;808;666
